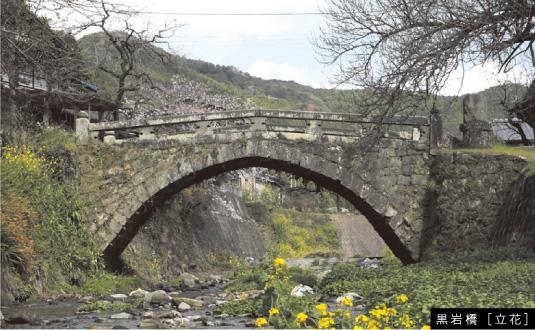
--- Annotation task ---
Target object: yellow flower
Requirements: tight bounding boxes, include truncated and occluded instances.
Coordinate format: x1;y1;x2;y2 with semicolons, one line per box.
397;294;408;303
276;268;283;274
340;297;353;307
255;318;268;327
318;317;335;329
354;327;364;330
316;303;328;316
274;257;285;266
422;326;431;329
269;308;279;318
368;319;379;329
296;312;308;326
355;315;368;323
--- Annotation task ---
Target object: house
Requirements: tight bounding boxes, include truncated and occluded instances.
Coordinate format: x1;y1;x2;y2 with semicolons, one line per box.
491;118;534;145
1;70;117;126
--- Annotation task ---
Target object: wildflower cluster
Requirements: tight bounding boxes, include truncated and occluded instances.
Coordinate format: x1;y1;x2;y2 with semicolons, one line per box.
1;145;51;268
1;142;102;280
353;296;430;329
2;146;53;185
254;262;431;330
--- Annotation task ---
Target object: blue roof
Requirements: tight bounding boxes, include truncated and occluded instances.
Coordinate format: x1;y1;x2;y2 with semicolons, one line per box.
80;81;98;91
492;119;534;141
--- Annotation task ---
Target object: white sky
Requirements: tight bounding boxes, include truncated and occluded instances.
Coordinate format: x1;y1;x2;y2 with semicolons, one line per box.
47;0;530;95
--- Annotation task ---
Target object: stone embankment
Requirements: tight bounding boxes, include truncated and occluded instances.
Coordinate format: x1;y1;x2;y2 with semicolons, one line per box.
421;151;532;259
491;172;535;250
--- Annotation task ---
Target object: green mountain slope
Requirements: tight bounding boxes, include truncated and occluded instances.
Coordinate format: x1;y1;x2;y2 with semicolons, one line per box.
78;32;527;137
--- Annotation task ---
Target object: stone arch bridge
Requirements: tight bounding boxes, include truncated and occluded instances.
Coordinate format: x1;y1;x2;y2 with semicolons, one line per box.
75;109;443;265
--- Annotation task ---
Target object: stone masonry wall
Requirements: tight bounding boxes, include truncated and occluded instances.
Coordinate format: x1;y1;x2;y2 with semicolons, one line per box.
421;152;531;259
491;173;535;251
74;137;432;264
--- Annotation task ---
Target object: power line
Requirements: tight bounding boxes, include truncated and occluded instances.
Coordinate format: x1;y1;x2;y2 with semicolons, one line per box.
139;11;322;16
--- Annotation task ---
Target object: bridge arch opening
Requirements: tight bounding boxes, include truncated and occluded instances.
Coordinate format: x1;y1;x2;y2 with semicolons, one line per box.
103;156;414;270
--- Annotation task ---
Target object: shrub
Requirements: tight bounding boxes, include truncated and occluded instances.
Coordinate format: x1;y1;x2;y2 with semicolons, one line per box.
82;274;144;295
1;138;104;297
76;300;135;313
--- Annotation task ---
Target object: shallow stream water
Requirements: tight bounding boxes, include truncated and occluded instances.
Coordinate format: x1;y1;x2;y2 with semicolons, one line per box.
1;258;371;329
1;284;253;329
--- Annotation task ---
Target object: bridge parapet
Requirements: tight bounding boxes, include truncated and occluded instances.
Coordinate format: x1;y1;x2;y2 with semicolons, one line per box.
76;109;434;146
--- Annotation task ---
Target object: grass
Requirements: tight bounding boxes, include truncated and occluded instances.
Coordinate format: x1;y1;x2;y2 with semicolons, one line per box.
450;144;535;175
451;144;535;161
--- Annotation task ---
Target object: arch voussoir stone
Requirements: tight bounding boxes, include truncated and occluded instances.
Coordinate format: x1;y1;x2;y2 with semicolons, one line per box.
76;137;432;265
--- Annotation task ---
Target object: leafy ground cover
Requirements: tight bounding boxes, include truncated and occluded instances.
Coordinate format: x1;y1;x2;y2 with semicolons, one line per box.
320;247;535;327
218;256;431;329
215;248;534;328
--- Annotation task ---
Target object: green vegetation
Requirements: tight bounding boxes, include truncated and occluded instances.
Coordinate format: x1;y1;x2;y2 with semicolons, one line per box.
1;126;105;301
230;257;431;329
78;32;529;140
320;247;535;327
216;248;534;328
267;209;340;258
79;273;144;295
0;126;147;302
450;144;535;176
224;261;318;294
76;300;136;313
451;144;535;161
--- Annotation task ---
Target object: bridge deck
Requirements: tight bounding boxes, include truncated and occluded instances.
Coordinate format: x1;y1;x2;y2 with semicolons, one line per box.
75;109;436;146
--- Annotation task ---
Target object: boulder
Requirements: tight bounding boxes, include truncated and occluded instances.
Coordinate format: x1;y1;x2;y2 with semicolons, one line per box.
129;288;149;298
140;311;155;319
177;302;191;312
209;274;222;282
335;292;364;304
110;294;129;301
172;297;203;308
156;311;182;319
291;284;314;297
196;295;216;305
175;317;191;328
110;312;132;319
178;273;199;282
144;290;169;305
138;320;161;329
181;278;197;288
4;310;37;324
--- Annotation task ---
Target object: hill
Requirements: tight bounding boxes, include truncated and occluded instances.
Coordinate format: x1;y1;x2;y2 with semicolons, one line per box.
77;32;527;137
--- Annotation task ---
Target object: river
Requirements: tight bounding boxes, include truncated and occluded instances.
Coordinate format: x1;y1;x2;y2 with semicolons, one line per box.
1;257;372;329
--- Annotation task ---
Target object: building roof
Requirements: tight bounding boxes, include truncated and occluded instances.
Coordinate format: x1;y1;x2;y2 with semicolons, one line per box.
491;119;534;142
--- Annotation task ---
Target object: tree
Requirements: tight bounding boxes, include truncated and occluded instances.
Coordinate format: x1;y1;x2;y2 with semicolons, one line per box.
76;1;180;119
1;0;89;138
317;0;535;141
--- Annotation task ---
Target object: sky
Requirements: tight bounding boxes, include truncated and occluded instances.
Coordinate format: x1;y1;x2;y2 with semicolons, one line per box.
51;0;531;96
133;0;331;88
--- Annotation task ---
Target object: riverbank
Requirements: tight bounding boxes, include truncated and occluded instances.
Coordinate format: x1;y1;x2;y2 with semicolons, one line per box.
2;248;535;329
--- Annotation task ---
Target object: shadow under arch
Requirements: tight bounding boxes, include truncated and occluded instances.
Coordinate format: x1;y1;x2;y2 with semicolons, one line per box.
103;156;414;270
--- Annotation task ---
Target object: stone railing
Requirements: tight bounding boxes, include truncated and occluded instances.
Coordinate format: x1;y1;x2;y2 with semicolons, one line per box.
76;109;441;147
